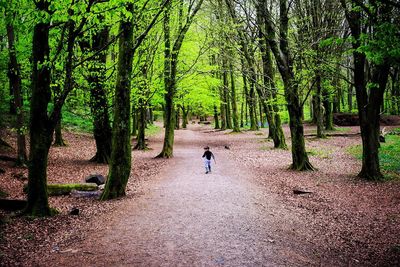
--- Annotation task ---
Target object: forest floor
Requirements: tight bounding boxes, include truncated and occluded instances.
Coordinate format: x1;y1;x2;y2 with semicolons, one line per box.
0;123;399;266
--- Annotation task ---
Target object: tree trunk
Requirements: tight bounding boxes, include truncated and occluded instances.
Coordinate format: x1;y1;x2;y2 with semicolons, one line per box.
182;105;189;128
214;105;220;129
323;86;334;131
53;20;76;148
259;99;264;128
315;73;325;138
132;109;138;136
222;58;232;129
260;0;312;169
158;2;175;158
135;99;147;150
341;0;391;180
53;115;66;146
157;0;204;158
88;27;112;163
256;23;286;148
25;20;53;216
249;76;258;131
5;10;27;166
101;6;134;199
219;84;227;130
230;63;240;132
175;106;180;130
148;108;154;124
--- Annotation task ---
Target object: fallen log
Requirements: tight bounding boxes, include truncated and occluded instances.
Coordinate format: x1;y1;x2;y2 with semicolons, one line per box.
0;199;27;211
24;183;98;196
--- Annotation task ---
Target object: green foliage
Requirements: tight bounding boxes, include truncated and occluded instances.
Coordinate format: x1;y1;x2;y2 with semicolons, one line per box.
62;108;93;133
146;124;162;137
358;23;400;65
307;147;332;159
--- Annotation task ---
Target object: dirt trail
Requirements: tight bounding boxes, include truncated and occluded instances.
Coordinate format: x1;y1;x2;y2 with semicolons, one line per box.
50;126;316;267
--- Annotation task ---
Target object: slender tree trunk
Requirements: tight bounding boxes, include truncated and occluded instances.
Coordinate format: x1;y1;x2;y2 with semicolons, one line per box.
148;108;154;124
249;76;258;130
101;5;134;199
88;27;112;163
256;23;286;148
240;99;244;127
158;2;175;158
222;58;232;129
175;106;180;130
315;73;325;138
182;105;189;128
260;0;312;169
214;105;220;129
53;115;66;146
135;98;147;150
323;86;334;131
219;84;227;130
132;109;138;136
158;0;204;157
230;63;240;132
53;20;75;148
6;10;27;165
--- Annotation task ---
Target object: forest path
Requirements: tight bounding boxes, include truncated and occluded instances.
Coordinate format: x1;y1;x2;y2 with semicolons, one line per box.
52;125;313;267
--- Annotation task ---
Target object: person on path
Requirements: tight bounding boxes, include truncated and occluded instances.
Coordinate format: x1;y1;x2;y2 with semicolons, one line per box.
202;146;215;174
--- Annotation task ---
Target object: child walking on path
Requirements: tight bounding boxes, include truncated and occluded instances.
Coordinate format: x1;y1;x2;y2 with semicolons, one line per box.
202;146;215;174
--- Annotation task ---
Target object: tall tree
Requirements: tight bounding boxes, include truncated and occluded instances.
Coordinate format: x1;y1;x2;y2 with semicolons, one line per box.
25;0;99;216
258;0;314;170
101;4;134;199
5;0;27;166
87;27;112;163
340;0;399;180
25;0;56;216
255;1;287;148
102;0;170;199
157;0;205;158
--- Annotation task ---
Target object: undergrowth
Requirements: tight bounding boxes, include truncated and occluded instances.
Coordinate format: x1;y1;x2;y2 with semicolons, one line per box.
348;129;400;180
146;123;162;137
